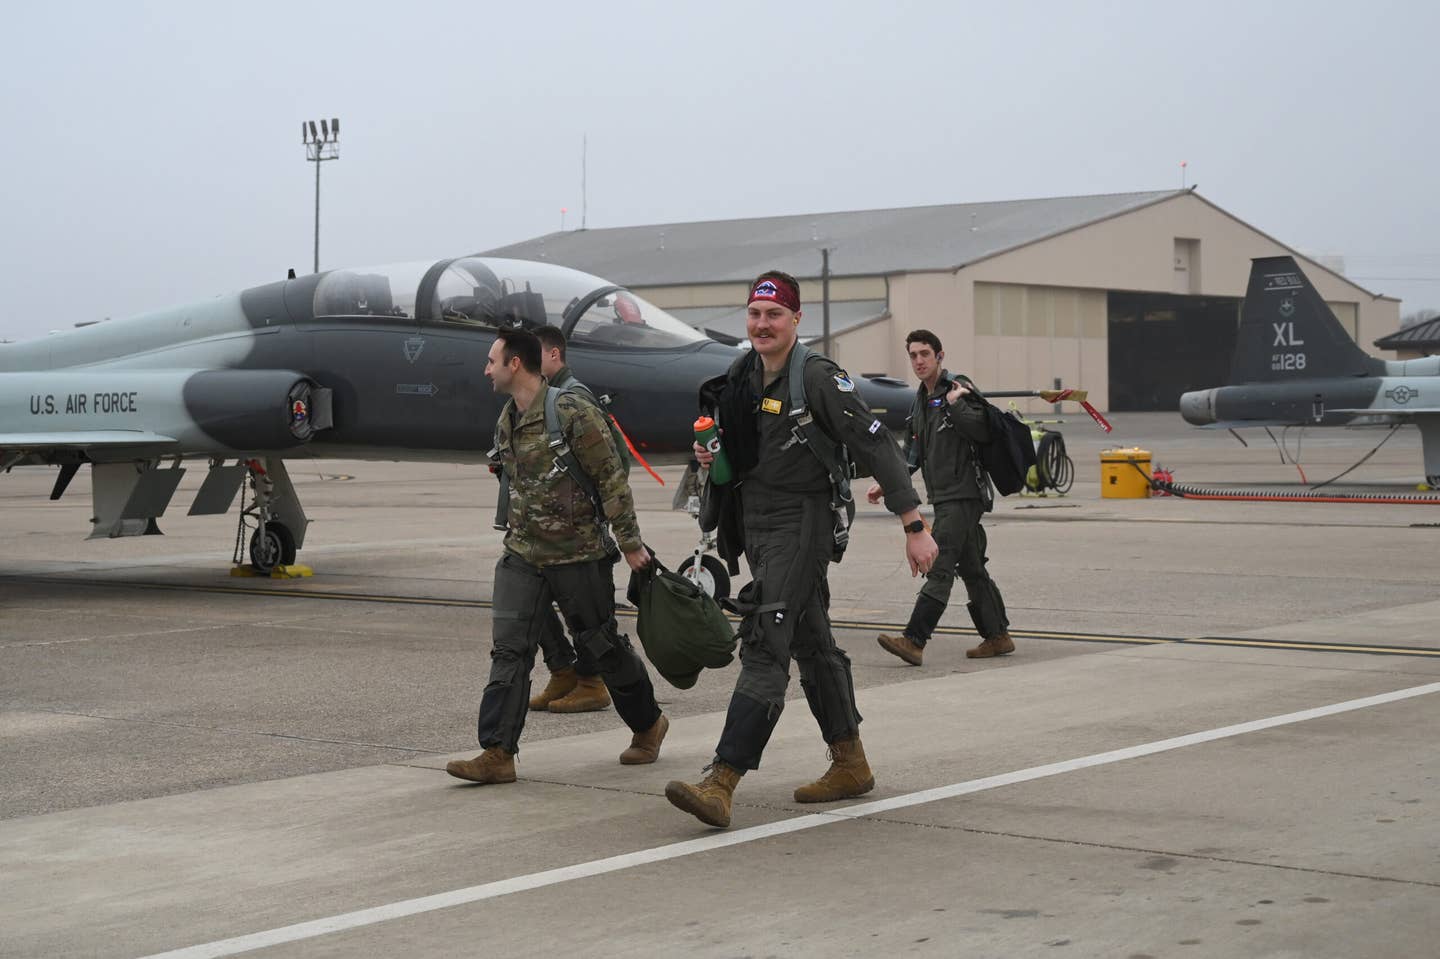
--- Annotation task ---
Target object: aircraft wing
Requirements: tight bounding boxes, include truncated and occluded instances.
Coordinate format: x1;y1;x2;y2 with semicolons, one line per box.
0;431;180;456
1327;409;1440;416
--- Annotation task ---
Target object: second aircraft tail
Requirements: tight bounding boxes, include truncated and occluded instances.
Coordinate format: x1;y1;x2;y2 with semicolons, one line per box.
1229;256;1382;385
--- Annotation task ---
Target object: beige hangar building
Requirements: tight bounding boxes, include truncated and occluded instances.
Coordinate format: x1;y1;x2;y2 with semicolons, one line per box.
486;189;1398;412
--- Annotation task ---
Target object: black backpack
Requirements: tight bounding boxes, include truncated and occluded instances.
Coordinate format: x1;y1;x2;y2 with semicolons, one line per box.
973;393;1037;496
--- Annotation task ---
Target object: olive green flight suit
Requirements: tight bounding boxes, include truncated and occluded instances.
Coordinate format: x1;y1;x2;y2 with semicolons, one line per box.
714;345;920;770
902;371;1009;645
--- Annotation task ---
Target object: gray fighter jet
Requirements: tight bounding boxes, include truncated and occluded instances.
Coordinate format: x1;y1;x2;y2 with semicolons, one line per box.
1179;255;1440;486
1;256;912;572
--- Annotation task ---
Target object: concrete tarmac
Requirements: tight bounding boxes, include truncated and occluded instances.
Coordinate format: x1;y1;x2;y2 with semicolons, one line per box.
1;414;1437;958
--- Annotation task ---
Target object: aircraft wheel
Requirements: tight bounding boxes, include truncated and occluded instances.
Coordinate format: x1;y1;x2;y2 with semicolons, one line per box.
249;522;297;573
676;553;730;600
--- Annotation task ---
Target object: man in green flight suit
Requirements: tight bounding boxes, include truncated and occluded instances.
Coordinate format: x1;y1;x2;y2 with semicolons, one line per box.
666;271;939;828
446;327;666;785
873;329;1013;665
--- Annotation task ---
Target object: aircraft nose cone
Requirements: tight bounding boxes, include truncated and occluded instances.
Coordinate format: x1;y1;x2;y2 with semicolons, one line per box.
1178;388;1216;425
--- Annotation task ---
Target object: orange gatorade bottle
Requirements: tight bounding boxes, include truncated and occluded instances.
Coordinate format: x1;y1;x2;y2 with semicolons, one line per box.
693;416;732;485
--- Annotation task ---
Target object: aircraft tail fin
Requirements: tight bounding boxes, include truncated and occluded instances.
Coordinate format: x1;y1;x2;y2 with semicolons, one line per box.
1229;256;1381;384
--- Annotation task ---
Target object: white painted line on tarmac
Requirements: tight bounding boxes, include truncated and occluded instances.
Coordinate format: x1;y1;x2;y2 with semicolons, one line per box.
139;680;1440;959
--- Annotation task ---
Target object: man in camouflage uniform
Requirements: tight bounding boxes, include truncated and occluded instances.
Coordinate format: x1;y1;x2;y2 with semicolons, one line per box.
446;328;666;785
518;324;614;714
873;329;1012;665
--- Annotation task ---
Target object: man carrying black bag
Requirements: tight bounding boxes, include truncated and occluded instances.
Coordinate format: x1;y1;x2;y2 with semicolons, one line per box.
872;329;1015;667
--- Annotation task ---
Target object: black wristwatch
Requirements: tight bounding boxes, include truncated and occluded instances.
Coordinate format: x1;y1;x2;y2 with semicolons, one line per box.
903;519;926;534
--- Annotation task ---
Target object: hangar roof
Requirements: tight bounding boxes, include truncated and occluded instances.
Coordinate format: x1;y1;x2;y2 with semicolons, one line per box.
1374;314;1440;351
480;189;1189;286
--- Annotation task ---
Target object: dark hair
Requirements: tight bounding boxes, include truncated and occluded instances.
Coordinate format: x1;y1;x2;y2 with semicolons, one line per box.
752;269;800;301
534;324;567;361
905;329;943;355
496;327;542;374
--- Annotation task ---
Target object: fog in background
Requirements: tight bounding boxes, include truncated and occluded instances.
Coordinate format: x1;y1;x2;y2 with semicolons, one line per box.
2;0;1436;342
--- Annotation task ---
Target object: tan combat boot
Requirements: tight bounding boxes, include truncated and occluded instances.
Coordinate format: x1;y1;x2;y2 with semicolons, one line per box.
665;761;744;828
966;632;1016;659
528;667;579;710
793;736;875;803
445;747;516;785
876;632;924;666
547;675;612;712
619;714;669;765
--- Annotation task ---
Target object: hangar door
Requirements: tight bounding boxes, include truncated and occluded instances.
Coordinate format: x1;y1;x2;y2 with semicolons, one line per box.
1107;293;1239;411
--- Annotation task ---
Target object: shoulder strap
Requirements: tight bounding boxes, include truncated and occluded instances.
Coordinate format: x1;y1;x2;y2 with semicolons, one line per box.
544;386;606;522
783;345;851;494
786;341;812;413
906;387;926;471
782;345;856;554
553;370;601;405
490;400;517;531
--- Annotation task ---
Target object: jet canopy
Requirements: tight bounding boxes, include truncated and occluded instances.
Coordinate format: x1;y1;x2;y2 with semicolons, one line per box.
310;256;706;350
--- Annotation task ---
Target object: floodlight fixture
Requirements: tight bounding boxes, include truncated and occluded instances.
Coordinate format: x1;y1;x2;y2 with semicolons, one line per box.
301;116;341;274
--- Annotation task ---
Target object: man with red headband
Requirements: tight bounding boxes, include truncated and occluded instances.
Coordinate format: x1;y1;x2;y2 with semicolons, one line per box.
666;270;938;829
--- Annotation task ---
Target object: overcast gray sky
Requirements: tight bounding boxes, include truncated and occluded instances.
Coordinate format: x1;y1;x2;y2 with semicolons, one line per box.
2;0;1437;342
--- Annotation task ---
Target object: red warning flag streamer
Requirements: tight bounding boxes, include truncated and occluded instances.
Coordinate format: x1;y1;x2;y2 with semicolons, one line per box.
610;415;665;486
1079;401;1113;434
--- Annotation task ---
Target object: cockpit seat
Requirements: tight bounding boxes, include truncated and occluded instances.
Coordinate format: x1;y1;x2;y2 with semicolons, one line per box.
317;272;396;316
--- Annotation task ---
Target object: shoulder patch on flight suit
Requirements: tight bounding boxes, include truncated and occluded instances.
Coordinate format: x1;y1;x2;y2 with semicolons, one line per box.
833;373;855;393
868;419;882;434
761;397;783;414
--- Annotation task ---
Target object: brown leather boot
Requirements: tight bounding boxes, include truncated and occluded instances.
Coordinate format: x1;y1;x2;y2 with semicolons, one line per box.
876;632;924;666
794;736;875;803
528;667;579;710
547;675;611;712
445;747;516;785
665;761;744;828
619;714;669;765
966;632;1016;659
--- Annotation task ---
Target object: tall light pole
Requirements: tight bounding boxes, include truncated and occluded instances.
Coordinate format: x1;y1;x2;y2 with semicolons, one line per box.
821;247;832;357
301;118;340;274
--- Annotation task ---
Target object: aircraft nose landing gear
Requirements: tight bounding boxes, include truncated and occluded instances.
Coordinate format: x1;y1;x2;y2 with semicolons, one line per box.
249;521;297;574
233;458;310;576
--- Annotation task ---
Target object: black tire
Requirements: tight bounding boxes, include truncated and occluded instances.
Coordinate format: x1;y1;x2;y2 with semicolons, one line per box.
249;522;297;573
676;553;730;600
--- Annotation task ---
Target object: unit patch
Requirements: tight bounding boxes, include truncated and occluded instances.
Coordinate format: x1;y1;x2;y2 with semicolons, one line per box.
833;373;855;393
867;419;882;435
761;397;784;414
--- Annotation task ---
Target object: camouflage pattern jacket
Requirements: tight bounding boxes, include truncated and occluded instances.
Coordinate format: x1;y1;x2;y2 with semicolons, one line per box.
494;389;642;566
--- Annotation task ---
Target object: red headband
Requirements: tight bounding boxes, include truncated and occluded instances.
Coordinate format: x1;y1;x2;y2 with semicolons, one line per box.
748;277;800;312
